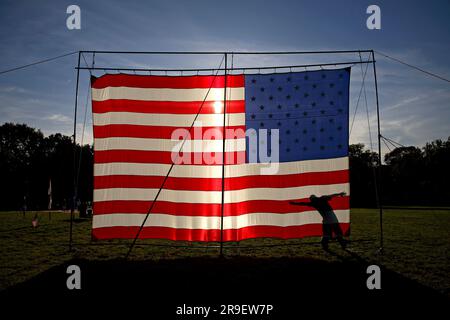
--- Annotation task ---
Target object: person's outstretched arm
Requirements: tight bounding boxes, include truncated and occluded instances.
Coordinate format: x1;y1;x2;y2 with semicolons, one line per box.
323;192;346;200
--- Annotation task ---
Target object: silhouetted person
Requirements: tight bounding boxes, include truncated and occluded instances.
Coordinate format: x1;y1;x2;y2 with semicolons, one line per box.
290;192;347;250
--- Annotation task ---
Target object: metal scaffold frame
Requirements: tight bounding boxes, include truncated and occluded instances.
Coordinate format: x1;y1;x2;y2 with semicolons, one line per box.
70;50;383;258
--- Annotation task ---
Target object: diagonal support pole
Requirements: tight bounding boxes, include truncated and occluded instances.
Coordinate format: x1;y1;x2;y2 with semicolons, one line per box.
125;56;225;259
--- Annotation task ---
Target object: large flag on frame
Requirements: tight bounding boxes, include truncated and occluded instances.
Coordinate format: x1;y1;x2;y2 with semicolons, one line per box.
91;68;350;241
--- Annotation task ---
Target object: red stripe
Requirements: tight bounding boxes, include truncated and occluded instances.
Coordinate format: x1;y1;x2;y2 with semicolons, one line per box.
91;74;245;89
93;100;245;114
92;223;350;241
93;197;350;217
93;125;246;139
94;170;349;191
94;150;246;165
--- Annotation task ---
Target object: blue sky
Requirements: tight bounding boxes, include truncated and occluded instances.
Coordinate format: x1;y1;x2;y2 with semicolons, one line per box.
0;0;449;156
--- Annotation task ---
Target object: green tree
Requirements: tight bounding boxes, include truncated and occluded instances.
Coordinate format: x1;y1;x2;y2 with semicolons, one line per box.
422;137;450;205
0;123;93;210
384;146;424;204
0;123;46;209
348;144;379;207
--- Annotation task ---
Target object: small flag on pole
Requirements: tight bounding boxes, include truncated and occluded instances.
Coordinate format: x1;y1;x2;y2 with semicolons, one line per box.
32;213;39;228
48;179;52;210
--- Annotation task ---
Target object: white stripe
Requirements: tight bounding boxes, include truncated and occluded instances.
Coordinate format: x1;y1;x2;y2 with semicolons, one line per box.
94;137;246;152
92;210;350;229
93;183;350;203
94;157;349;178
92;87;244;102
93;112;245;127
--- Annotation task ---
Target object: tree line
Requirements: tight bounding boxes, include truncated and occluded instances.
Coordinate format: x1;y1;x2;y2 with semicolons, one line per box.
0;122;449;210
349;139;450;207
0;123;92;211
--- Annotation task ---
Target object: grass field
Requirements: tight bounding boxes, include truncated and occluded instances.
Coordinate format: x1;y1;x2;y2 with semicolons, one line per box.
1;208;449;297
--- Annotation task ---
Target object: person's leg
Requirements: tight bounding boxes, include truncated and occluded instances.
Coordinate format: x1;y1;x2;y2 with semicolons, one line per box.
332;223;347;249
321;224;331;250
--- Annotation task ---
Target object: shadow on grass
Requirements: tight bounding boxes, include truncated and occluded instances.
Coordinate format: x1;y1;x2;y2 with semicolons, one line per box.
2;250;448;316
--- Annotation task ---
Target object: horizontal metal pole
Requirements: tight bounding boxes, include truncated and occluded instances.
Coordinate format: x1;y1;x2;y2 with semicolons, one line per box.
222;50;373;55
76;60;374;73
79;49;373;55
80;51;225;55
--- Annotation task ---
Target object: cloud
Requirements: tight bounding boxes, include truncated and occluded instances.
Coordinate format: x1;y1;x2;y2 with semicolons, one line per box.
45;114;72;123
0;86;29;94
383;94;425;112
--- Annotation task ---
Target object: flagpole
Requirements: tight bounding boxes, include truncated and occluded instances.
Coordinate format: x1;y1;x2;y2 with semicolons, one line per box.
70;51;81;251
371;50;384;252
219;53;228;257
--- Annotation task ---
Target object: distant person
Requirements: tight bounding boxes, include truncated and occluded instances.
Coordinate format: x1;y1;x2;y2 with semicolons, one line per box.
290;192;347;250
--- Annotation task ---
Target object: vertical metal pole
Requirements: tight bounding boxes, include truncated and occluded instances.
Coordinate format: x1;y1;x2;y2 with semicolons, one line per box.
70;52;81;251
371;50;383;251
219;53;228;257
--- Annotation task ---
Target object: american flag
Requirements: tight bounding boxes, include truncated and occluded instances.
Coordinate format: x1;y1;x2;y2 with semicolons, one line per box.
91;68;350;241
